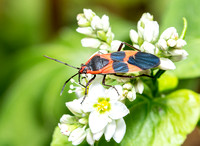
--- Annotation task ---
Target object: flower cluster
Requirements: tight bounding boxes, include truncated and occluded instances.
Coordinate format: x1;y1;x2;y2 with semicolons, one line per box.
58;9;188;145
59;84;129;145
77;9;123;53
129;13;188;70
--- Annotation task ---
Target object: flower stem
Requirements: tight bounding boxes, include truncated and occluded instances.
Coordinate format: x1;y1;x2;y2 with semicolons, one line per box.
152;69;166;97
180;17;187;39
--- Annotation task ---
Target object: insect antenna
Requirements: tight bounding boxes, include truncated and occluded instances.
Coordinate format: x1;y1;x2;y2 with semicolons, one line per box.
60;72;80;96
44;55;80;70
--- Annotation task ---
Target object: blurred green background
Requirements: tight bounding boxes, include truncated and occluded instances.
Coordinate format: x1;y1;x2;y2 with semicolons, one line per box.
0;0;200;146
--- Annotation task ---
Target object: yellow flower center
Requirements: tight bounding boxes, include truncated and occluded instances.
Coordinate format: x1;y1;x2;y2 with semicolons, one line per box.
93;98;111;114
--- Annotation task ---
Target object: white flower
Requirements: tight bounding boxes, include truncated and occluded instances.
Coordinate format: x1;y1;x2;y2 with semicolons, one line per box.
68;126;87;145
82;83;129;134
160;27;178;40
135;79;144;94
66;98;84;117
77;14;90;27
169;49;188;61
110;40;123;52
157;38;168;50
81;38;101;48
101;15;110;31
176;39;187;48
130;29;138;44
159;58;176;70
167;39;177;47
140;41;156;54
143;21;159;43
86;129;95;145
137;13;159;43
76;27;94;36
58;114;80;136
83;9;95;21
91;15;103;30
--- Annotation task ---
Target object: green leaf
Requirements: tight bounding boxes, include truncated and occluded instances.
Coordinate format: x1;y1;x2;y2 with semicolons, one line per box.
51;127;73;146
121;89;200;146
158;72;178;92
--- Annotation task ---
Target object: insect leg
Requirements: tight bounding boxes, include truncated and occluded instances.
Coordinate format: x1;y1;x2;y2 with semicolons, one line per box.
81;75;96;104
117;42;124;51
117;42;141;52
78;73;86;88
102;75;119;95
113;74;153;78
60;73;79;96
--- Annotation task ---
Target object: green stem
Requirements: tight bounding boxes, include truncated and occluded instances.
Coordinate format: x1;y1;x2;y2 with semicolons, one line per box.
152;70;166;97
180;17;187;39
95;141;99;146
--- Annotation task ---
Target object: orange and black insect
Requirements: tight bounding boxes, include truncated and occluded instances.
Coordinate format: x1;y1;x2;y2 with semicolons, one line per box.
44;42;160;102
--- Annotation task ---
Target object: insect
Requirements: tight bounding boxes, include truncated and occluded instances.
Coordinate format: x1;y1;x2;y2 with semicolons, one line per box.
44;42;160;103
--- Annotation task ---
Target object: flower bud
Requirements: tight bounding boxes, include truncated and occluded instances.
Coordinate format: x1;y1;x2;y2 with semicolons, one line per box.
81;38;101;48
76;27;94;36
140;41;155;54
130;29;138;44
159;58;176;70
83;9;95;21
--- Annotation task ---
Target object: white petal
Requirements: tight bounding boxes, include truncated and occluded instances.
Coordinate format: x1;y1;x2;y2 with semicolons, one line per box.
109;101;129;119
68;127;86;144
101;15;110;31
104;120;116;141
99;43;110;50
160;27;177;40
88;83;106;100
167;39;176;47
135;79;144;94
113;118;126;143
157;39;168;50
93;128;104;141
81;38;101;48
89;111;109;133
83;9;95;21
130;29;138;43
106;85;122;101
111;40;122;52
58;123;71;136
143;21;159;43
170;49;188;56
60;114;75;124
176;39;187;48
77;17;90;27
140;41;155;54
65;99;83;116
91;16;103;29
86;129;95;145
127;90;136;102
76;27;93;36
159;58;176;70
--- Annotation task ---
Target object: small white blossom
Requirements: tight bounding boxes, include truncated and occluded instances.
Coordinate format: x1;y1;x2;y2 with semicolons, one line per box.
102;15;110;31
76;27;94;36
140;41;156;54
110;40;123;52
82;83;129;142
83;9;95;21
137;13;159;43
176;39;187;48
81;38;101;48
160;27;178;40
130;29;139;44
159;58;176;70
68;126;87;145
135;79;144;94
